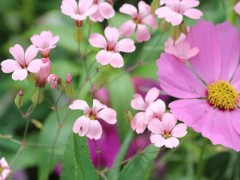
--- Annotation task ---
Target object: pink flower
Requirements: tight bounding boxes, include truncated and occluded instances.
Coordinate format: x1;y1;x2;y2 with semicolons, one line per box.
165;35;199;62
1;44;41;81
69;99;117;140
148;113;187;148
157;20;240;151
88;26;135;68
155;0;203;26
234;2;240;15
0;157;11;180
131;87;166;133
61;0;97;26
31;31;60;58
119;1;157;42
90;0;115;22
47;74;60;89
36;58;51;87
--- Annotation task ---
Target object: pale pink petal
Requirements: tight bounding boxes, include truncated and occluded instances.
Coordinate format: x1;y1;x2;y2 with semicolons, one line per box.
79;0;94;13
90;8;104;22
1;59;21;73
145;87;160;104
84;6;97;17
181;0;199;8
97;108;117;124
157;53;206;99
25;45;38;64
119;4;137;17
119;20;136;37
49;36;60;47
86;120;102;140
27;59;42;73
9;44;25;66
109;52;124;68
89;33;107;48
115;38;135;53
71;14;86;20
93;99;107;112
96;50;110;65
164;137;179;148
142;15;157;29
185;47;199;60
31;35;42;48
0;157;9;167
1;169;11;179
99;2;115;19
145;100;166;123
138;1;150;17
73;116;85;133
148;118;164;134
171;123;187;138
232;65;240;91
165;11;183;26
75;116;90;137
164;38;174;48
131;94;145;111
69;100;89;112
61;0;78;17
161;113;177;131
150;134;165;147
165;0;180;8
131;112;147;134
12;69;28;81
104;27;120;43
216;21;240;81
155;7;171;18
136;24;150;42
234;2;240;15
186;20;222;84
183;8;203;19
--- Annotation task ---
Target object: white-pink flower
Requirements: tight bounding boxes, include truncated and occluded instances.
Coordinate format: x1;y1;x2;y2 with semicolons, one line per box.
0;157;11;180
131;87;165;133
90;0;115;22
165;35;199;61
88;26;135;68
1;44;41;81
69;99;117;140
148;113;187;148
155;0;203;26
234;2;240;15
61;0;97;25
36;58;51;87
119;1;157;42
31;31;60;58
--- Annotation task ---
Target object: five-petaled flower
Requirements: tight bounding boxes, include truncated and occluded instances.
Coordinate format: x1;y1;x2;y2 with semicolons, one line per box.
148;113;187;148
1;44;41;81
155;0;203;26
119;1;157;42
89;26;136;68
234;2;240;15
0;157;11;180
69;99;117;140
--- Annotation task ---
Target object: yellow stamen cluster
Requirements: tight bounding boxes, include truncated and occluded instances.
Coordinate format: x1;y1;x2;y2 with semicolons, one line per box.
207;80;239;110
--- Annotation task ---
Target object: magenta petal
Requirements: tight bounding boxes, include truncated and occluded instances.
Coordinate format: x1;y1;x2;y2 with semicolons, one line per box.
12;69;28;81
157;53;206;99
232;65;240;92
186;20;221;84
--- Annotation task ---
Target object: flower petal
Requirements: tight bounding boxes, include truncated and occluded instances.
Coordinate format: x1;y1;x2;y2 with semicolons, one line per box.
61;0;77;17
115;38;135;53
109;52;124;68
97;108;117;124
1;59;21;73
69;100;89;112
145;99;166;123
161;113;177;132
93;99;107;112
9;44;25;66
89;33;107;48
171;123;187;138
183;8;203;19
131;94;145;111
136;24;150;42
148;118;164;134
150;134;165;147
164;137;179;148
12;69;28;81
119;20;136;37
138;1;150;17
131;112;147;134
86;120;102;140
104;26;119;43
145;87;160;104
142;15;157;29
96;50;110;65
99;2;115;19
27;59;42;73
119;3;137;17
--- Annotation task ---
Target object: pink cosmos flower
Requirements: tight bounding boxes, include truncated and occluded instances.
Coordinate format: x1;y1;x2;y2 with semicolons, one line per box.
88;26;135;68
164;34;199;62
1;44;40;81
131;87;166;133
148;113;187;148
36;58;51;87
157;20;240;151
234;2;240;15
31;31;60;58
69;99;117;140
119;1;157;42
155;0;203;26
0;157;11;180
61;0;97;26
90;0;115;22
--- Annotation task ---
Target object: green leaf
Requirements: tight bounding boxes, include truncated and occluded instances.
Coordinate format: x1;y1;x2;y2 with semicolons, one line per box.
107;132;133;180
119;145;159;180
107;71;134;141
61;134;99;180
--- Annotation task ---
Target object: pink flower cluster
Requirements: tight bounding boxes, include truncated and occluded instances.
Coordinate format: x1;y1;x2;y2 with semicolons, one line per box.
131;88;187;148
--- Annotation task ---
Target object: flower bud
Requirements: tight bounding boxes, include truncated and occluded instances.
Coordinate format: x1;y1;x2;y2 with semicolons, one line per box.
125;110;133;124
14;90;24;108
31;87;44;105
65;73;74;98
47;74;60;90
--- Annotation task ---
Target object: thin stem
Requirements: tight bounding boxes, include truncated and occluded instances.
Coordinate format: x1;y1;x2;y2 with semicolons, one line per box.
196;140;206;180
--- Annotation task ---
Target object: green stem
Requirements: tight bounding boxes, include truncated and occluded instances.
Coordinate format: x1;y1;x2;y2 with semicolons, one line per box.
196;140;207;180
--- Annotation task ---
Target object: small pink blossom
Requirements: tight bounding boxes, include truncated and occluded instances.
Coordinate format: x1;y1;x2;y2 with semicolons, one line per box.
119;1;157;42
88;26;135;68
90;0;115;22
66;73;72;84
1;44;41;81
155;0;203;26
61;0;97;26
31;31;60;58
47;74;60;89
0;157;11;180
148;113;187;148
36;58;51;87
69;99;117;140
165;35;199;61
234;2;240;15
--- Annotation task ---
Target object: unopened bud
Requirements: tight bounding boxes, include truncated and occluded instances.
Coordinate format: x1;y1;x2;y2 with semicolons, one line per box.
66;73;72;84
47;74;60;90
74;27;84;44
31;87;44;105
31;119;43;129
15;90;24;108
125;110;133;124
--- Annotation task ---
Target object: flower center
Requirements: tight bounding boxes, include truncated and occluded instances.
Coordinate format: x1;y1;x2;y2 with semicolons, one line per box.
133;16;142;24
163;131;170;139
207;80;238;110
88;110;96;120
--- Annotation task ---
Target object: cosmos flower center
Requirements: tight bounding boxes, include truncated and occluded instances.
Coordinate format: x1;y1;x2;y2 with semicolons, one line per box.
207;80;238;110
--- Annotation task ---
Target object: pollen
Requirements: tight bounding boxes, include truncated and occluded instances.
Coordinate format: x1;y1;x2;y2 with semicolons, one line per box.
207;80;239;110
